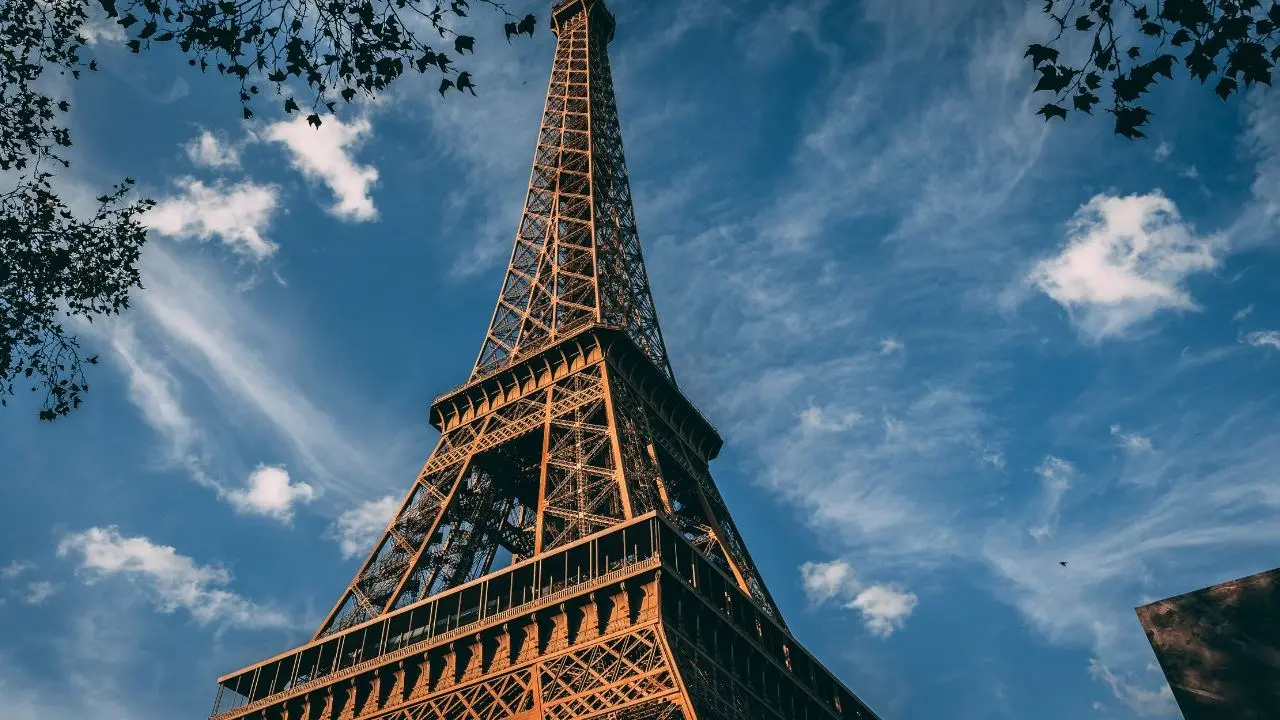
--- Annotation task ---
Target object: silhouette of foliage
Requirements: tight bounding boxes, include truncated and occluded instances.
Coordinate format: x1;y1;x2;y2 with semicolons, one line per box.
1028;0;1279;138
0;0;534;420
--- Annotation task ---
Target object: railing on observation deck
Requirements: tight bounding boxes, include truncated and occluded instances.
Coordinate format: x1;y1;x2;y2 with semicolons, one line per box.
209;511;874;720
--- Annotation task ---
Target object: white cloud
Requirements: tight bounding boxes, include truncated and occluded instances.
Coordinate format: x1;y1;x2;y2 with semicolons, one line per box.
879;338;905;354
1244;330;1280;350
799;559;918;637
144;178;280;259
23;581;57;605
1089;659;1177;717
799;405;863;432
982;446;1006;470
184;130;241;169
263;115;379;221
800;559;860;605
332;496;398;559
0;561;34;580
1110;425;1154;453
850;585;919;638
1029;456;1074;542
225;465;317;524
56;526;290;629
1153;141;1172;161
1233;304;1255;322
1028;192;1223;341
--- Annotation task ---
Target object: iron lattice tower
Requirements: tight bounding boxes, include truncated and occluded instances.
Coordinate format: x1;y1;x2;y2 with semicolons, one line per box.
208;2;881;719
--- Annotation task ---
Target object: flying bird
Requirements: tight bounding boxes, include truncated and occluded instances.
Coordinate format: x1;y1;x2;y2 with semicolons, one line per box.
1059;561;1068;567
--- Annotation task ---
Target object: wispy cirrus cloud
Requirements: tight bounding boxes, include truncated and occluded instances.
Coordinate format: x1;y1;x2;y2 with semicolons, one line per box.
0;561;34;581
126;243;390;504
1028;456;1074;543
1244;330;1280;351
1110;424;1154;453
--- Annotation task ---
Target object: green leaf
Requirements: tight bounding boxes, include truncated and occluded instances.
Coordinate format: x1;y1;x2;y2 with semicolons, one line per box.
1111;106;1151;139
517;13;535;36
1024;43;1059;67
1037;103;1068;121
438;77;454;96
1215;76;1238;99
341;88;356;102
118;13;138;28
284;97;299;113
1140;22;1162;36
99;0;117;17
126;39;140;53
1084;71;1102;89
307;113;322;128
244;106;253;119
1148;54;1176;80
268;70;287;82
1171;28;1192;46
1075;15;1094;31
138;20;157;39
454;35;475;54
1072;91;1099;113
1127;46;1141;59
1185;45;1217;82
154;31;174;42
1034;65;1072;94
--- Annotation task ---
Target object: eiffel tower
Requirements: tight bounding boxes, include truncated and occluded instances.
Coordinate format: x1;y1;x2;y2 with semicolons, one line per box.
208;2;881;718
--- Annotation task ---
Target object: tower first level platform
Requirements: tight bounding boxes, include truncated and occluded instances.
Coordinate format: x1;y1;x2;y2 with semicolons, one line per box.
209;513;881;720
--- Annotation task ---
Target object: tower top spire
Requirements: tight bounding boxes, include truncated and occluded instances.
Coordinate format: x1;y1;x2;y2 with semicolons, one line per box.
551;0;615;42
468;0;670;385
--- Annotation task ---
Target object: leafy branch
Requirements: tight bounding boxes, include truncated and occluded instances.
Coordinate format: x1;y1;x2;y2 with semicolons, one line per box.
102;0;536;126
1028;0;1279;138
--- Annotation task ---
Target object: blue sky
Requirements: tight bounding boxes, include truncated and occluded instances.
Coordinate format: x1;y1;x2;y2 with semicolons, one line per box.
2;0;1279;718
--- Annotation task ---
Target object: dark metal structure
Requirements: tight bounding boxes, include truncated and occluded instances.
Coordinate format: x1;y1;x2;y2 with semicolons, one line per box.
207;2;881;718
1136;567;1280;720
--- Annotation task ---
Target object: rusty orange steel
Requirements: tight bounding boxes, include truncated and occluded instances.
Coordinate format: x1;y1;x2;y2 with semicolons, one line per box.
206;2;882;719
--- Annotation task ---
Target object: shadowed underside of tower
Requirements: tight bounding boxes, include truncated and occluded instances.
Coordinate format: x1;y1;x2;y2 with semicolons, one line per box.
206;2;882;719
